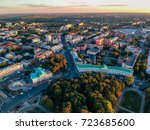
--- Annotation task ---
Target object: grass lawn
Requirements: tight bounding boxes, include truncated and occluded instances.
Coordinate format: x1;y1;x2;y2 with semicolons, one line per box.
120;90;142;113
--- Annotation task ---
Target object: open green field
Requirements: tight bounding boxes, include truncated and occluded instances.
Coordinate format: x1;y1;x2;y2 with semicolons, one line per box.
120;90;142;113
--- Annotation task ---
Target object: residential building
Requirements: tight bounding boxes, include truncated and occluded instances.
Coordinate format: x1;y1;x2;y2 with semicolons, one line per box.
34;50;52;60
122;45;141;69
45;34;52;42
32;38;41;43
51;44;63;53
146;51;150;74
87;47;101;55
0;63;23;78
76;44;87;51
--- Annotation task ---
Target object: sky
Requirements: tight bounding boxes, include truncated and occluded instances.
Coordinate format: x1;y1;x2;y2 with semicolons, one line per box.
0;0;150;14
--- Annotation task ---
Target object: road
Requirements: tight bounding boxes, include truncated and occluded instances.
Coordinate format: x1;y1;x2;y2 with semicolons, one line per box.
0;81;48;113
61;34;79;78
0;73;63;113
0;34;78;113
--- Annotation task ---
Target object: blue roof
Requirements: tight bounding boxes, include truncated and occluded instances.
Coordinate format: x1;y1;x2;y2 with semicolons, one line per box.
35;67;46;76
30;73;38;79
30;67;46;79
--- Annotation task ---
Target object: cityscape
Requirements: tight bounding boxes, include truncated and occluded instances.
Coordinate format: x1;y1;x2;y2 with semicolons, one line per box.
0;0;150;113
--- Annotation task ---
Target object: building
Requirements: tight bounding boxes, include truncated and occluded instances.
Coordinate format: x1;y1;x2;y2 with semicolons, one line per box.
110;37;119;43
146;51;150;74
79;23;84;26
77;64;133;76
45;34;52;42
34;50;52;60
71;51;83;64
122;45;141;69
0;63;23;78
96;38;112;46
115;29;138;35
52;38;60;44
65;24;72;29
21;59;34;67
5;53;14;59
30;67;52;84
8;81;25;93
66;35;84;44
71;36;84;44
51;44;63;53
32;38;41;43
87;47;101;56
76;44;87;51
0;57;8;64
71;50;133;76
5;22;12;27
8;30;18;36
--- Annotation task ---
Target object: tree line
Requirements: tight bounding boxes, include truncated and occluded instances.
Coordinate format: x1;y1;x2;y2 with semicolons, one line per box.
44;72;125;113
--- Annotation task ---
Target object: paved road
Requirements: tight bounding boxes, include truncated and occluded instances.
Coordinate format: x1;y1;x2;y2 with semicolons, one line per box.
0;73;64;113
61;34;79;78
0;34;78;113
0;81;48;113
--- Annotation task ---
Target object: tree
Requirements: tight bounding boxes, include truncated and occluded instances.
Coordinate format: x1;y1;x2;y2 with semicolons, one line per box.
42;95;53;111
46;72;125;113
62;102;72;113
44;53;67;73
125;75;134;86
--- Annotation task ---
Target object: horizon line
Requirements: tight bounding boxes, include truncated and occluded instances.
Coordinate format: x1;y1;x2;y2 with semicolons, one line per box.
0;12;150;15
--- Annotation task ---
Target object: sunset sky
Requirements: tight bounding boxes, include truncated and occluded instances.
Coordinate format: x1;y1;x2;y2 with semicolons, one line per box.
0;0;149;14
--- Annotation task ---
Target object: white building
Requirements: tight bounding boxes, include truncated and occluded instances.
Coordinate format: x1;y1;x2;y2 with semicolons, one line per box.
51;44;63;53
110;37;118;43
8;30;18;36
123;45;141;69
0;63;23;78
70;36;84;44
77;64;133;76
45;34;52;42
87;48;101;55
30;68;52;84
32;38;41;43
5;22;12;27
53;38;60;44
146;51;150;74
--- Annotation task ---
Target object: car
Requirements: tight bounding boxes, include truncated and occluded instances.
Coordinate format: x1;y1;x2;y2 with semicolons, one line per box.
20;92;24;95
11;96;15;99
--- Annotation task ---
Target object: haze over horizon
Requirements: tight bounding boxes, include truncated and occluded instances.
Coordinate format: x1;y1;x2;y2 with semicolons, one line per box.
0;0;150;14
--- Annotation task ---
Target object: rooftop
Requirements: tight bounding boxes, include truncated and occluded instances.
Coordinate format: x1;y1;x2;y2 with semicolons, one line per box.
77;64;133;74
30;67;46;80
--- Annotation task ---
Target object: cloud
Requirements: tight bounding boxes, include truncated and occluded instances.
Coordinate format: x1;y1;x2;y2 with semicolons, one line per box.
23;4;49;8
22;4;91;10
99;4;128;7
0;6;10;9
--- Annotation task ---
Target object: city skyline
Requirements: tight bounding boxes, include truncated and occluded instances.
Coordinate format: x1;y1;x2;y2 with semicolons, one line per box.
0;0;150;14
